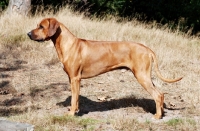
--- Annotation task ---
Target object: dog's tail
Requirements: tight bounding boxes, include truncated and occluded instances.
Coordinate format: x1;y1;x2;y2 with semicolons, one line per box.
151;52;183;83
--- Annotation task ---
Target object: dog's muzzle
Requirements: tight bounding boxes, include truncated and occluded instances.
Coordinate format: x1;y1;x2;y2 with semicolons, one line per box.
27;32;45;42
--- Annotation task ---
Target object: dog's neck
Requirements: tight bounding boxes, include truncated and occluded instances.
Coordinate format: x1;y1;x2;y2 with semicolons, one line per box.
51;23;77;45
51;23;77;63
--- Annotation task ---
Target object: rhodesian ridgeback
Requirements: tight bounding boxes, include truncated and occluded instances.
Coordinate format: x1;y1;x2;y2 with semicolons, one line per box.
27;18;182;119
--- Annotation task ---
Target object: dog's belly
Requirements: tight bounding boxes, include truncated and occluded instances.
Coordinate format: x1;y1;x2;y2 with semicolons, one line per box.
80;62;128;79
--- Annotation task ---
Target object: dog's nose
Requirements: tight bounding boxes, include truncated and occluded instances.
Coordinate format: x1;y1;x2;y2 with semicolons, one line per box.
27;32;31;37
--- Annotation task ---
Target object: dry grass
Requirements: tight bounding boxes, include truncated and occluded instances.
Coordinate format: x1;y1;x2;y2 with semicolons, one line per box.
0;6;200;130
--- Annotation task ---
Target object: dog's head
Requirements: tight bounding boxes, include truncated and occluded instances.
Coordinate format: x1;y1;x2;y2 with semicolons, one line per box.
27;18;60;42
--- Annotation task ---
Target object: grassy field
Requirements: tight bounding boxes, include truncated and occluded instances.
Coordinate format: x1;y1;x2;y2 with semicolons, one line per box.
0;6;200;130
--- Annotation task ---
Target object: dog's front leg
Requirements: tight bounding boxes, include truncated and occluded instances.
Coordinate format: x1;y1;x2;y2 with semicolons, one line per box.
68;77;80;115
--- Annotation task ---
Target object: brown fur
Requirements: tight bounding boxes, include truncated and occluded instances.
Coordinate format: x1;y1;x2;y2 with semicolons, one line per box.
27;18;182;119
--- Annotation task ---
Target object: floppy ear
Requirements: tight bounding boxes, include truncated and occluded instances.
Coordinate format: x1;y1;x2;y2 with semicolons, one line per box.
48;18;60;37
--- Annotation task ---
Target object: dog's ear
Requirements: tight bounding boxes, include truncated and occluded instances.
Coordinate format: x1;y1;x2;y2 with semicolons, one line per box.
48;18;60;37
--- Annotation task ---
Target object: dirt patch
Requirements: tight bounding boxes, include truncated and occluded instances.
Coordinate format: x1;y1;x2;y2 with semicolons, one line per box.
0;62;190;118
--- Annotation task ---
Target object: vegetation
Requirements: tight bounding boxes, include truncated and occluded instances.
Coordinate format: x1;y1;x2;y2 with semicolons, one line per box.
0;0;8;10
1;0;200;34
51;115;100;130
72;0;200;34
81;0;200;34
166;118;183;126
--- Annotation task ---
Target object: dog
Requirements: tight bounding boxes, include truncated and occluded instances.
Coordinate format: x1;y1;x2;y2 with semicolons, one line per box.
27;18;182;119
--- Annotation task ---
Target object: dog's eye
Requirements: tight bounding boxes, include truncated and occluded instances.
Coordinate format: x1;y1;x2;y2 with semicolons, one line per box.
39;25;43;29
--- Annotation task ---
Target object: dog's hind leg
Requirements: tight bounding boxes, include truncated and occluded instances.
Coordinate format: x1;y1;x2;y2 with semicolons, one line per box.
134;70;164;119
131;55;164;119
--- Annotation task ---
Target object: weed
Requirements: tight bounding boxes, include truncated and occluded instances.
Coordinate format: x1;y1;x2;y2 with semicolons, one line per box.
145;119;151;124
78;117;99;127
166;118;183;126
51;115;99;130
186;118;196;126
52;115;75;125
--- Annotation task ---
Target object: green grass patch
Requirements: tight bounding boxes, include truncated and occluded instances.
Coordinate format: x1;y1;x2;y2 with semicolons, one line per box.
51;115;100;130
186;118;196;126
145;119;151;124
166;118;183;126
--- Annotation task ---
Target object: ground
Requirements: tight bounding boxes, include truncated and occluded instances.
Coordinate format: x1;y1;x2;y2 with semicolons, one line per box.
0;43;199;130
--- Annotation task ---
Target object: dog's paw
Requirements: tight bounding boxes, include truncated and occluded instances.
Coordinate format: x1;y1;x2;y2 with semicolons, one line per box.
154;114;162;119
65;111;75;116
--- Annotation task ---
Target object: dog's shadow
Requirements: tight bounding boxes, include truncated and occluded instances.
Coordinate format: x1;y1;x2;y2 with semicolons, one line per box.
57;95;159;116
